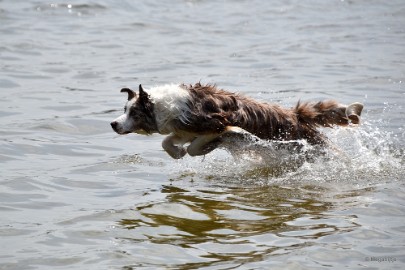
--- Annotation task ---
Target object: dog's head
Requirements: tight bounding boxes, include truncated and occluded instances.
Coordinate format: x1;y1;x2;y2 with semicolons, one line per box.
110;85;158;135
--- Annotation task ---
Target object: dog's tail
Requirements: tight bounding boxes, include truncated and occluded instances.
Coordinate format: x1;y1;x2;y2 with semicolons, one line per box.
294;100;363;127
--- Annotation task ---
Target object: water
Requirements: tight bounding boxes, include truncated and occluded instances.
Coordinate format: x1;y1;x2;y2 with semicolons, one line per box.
1;0;404;269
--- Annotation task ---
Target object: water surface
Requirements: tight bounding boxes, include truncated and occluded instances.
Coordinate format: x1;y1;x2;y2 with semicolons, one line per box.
1;1;404;269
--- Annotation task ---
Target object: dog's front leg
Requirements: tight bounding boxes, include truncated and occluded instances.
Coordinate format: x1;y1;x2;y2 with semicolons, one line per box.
162;134;188;159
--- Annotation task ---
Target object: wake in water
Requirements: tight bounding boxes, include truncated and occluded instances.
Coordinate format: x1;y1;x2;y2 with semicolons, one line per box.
172;120;404;186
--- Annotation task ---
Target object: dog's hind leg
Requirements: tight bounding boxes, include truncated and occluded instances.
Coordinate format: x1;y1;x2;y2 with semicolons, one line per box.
187;134;222;157
162;134;188;159
220;126;255;141
187;126;251;157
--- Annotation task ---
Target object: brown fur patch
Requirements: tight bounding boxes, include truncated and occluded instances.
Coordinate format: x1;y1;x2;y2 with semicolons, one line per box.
174;83;352;145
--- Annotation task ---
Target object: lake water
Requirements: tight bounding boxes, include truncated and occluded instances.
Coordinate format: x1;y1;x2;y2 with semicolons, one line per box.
1;0;404;269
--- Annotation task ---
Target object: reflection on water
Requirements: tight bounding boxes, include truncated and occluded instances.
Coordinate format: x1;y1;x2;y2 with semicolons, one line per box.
117;184;366;268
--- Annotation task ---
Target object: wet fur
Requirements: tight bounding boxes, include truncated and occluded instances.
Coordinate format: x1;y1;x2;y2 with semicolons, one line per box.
111;83;363;159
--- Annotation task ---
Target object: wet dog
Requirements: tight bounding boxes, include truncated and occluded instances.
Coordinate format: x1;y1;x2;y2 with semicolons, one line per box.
111;83;363;159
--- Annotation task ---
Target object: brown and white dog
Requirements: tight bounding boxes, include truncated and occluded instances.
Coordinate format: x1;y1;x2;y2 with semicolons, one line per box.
110;83;363;159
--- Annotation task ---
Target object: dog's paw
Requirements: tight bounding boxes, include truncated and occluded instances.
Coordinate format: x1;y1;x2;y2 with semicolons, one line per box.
166;146;187;159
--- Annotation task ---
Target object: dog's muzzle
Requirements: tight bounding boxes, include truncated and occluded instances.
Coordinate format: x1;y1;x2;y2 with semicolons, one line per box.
110;121;131;134
110;121;119;133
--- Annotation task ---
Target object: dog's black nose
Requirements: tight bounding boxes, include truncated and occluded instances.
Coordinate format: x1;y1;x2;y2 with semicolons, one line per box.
110;121;118;131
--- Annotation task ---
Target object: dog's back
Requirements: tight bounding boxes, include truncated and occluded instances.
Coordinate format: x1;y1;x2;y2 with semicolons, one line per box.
179;83;362;145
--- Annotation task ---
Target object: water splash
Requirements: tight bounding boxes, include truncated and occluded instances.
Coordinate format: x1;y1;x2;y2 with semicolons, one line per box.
171;122;404;186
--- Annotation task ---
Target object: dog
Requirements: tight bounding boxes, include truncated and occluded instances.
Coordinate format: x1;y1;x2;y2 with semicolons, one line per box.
110;83;363;159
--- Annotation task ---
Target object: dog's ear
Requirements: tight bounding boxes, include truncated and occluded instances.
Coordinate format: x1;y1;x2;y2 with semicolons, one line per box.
138;84;149;105
138;84;154;115
121;88;136;101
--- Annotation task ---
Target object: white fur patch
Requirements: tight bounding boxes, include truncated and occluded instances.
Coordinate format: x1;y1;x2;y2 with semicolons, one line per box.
112;99;136;133
147;84;191;134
